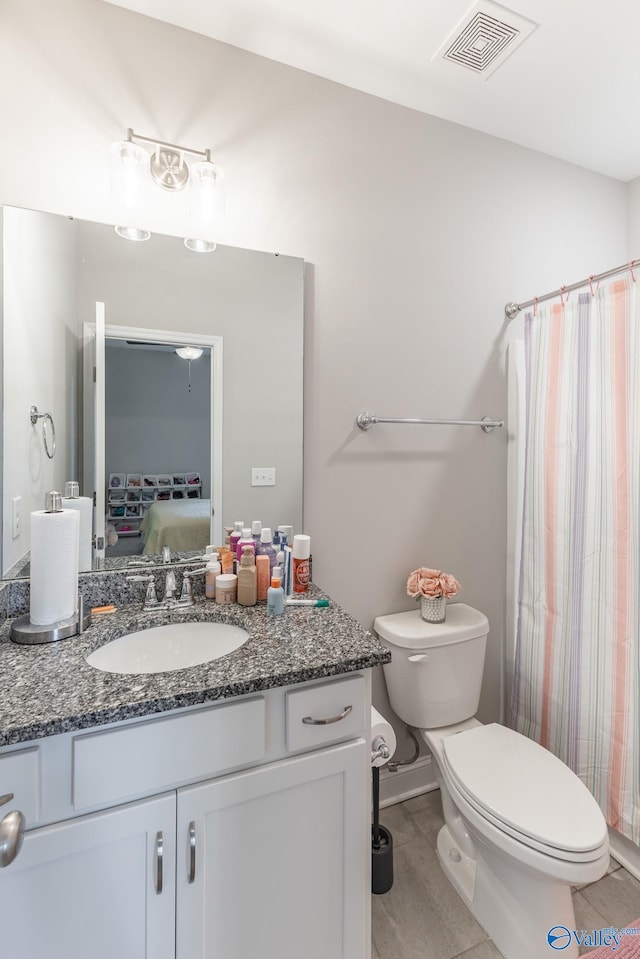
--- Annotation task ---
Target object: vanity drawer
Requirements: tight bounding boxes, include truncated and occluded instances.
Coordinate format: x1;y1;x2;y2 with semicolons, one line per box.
0;747;39;825
73;696;265;810
285;676;366;752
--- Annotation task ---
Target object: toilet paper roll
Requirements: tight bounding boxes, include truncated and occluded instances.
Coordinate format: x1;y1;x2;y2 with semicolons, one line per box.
30;509;79;625
61;495;93;572
371;706;397;767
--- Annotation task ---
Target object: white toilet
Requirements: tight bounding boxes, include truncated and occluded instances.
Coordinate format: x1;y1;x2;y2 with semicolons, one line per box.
374;603;609;959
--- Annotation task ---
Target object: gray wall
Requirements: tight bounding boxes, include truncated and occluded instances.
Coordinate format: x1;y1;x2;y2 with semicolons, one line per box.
0;0;630;759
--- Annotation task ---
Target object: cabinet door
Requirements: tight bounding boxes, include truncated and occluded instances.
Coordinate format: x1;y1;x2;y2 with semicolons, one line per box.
177;739;368;959
0;792;176;959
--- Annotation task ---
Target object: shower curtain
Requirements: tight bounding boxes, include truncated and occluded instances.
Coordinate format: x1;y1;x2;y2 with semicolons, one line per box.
511;278;640;846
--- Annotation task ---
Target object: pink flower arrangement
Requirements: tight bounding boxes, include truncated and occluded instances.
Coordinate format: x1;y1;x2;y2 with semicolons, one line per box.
406;567;461;600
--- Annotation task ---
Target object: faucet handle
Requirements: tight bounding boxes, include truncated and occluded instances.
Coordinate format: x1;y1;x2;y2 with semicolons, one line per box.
127;574;159;607
177;567;209;605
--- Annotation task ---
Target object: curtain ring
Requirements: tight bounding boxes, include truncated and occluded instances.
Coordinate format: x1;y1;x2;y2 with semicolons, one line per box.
588;274;599;297
559;285;569;304
630;261;637;283
533;296;538;316
30;406;56;460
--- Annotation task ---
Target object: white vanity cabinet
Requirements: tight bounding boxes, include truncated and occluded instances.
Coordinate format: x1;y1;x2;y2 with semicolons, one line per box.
0;792;176;959
0;672;371;959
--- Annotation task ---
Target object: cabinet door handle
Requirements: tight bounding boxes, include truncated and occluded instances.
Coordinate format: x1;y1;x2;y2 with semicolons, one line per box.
0;794;14;808
0;809;26;868
154;831;163;894
188;821;196;883
302;704;353;726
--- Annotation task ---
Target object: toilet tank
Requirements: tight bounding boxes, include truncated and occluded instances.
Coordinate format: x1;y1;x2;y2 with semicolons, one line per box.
374;604;489;729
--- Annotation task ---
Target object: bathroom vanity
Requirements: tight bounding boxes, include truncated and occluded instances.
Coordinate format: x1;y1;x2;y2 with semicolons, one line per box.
0;583;389;959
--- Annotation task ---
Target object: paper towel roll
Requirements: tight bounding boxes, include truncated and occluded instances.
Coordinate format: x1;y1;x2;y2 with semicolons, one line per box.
61;495;93;572
371;706;397;767
30;509;79;625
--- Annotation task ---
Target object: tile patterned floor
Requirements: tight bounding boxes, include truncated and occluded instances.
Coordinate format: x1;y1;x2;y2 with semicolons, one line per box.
371;790;640;959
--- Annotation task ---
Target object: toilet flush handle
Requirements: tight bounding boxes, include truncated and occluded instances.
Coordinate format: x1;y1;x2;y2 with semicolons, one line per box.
408;653;429;664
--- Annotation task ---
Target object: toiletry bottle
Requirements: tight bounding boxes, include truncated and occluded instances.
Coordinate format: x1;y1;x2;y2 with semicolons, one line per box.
255;527;277;573
236;527;255;563
229;522;243;556
215;573;238;604
267;575;285;616
256;554;270;601
292;534;311;593
276;533;286;569
251;520;262;549
224;526;234;547
218;546;233;573
237;546;258;606
272;529;281;557
205;553;221;600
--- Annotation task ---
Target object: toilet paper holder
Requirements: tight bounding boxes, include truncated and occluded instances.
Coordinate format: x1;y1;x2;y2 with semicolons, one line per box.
10;593;91;645
371;735;391;764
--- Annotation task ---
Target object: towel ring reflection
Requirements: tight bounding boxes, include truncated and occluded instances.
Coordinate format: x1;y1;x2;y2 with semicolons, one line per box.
30;406;56;459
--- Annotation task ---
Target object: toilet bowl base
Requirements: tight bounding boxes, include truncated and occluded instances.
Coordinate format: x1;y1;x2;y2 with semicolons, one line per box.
436;823;579;959
436;824;476;906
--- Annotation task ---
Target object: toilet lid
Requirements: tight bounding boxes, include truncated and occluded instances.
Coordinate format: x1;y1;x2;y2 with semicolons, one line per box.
442;724;607;855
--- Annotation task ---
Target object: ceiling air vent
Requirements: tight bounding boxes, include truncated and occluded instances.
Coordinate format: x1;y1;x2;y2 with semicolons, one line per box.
435;1;537;79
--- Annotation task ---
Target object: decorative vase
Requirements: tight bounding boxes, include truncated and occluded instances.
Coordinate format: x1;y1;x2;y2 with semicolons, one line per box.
420;594;446;624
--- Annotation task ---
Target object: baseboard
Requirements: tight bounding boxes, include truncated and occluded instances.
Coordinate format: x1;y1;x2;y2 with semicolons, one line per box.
378;755;438;808
608;827;640;882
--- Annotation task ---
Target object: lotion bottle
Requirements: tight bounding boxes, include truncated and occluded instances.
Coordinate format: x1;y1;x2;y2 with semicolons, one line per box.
267;575;285;616
229;522;243;556
256;554;270;601
237;546;257;606
236;527;255;563
255;527;277;573
205;553;221;600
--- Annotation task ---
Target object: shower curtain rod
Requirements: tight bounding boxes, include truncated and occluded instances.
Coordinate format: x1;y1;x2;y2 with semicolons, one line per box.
504;258;640;319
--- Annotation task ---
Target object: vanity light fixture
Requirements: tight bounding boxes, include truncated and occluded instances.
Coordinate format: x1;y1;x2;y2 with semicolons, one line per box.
110;129;224;251
175;346;204;393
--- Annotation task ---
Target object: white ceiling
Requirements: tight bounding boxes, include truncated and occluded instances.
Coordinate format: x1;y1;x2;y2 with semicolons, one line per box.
103;0;640;182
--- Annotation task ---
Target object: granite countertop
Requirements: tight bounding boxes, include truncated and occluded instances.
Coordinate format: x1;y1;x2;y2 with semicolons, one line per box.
0;586;390;747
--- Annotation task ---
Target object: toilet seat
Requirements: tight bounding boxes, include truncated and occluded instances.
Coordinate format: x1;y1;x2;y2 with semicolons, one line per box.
441;724;608;862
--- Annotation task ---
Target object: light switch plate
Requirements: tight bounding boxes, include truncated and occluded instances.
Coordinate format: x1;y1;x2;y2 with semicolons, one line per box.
251;468;276;487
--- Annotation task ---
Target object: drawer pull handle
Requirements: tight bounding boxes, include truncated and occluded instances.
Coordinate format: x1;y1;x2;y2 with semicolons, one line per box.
154;831;163;894
188;821;196;883
302;705;353;726
0;794;14;808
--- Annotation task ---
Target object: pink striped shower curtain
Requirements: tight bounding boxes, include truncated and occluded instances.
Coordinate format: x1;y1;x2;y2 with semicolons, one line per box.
511;278;640;845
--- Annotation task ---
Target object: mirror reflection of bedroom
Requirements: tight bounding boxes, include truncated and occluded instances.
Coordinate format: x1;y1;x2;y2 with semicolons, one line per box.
105;339;212;558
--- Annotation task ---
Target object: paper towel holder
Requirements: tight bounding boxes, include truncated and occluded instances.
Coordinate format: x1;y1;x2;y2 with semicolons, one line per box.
10;593;91;645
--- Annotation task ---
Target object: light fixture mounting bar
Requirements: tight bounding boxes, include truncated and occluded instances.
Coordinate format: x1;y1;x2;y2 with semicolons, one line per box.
126;128;211;162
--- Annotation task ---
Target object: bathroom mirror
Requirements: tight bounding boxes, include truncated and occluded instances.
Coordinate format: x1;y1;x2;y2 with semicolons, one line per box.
1;205;304;579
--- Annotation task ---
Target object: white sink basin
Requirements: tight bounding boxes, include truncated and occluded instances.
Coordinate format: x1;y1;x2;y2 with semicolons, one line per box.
86;621;249;675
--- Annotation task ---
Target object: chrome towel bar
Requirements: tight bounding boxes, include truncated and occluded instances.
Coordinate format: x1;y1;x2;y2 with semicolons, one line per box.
356;411;504;433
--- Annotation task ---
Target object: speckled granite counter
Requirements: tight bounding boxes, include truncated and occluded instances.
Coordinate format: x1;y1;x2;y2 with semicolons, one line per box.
0;586;390;747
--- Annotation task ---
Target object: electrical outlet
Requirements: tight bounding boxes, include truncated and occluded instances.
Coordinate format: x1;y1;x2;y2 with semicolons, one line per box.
251;467;276;487
11;496;21;539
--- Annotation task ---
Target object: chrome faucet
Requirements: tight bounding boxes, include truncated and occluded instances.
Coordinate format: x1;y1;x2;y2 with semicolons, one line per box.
175;567;208;607
164;568;177;603
128;566;208;610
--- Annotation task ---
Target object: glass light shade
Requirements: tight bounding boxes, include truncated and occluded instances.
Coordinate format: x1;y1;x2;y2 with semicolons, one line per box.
110;139;151;241
187;159;224;248
110;139;148;203
184;238;217;253
114;225;151;242
175;346;204;361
